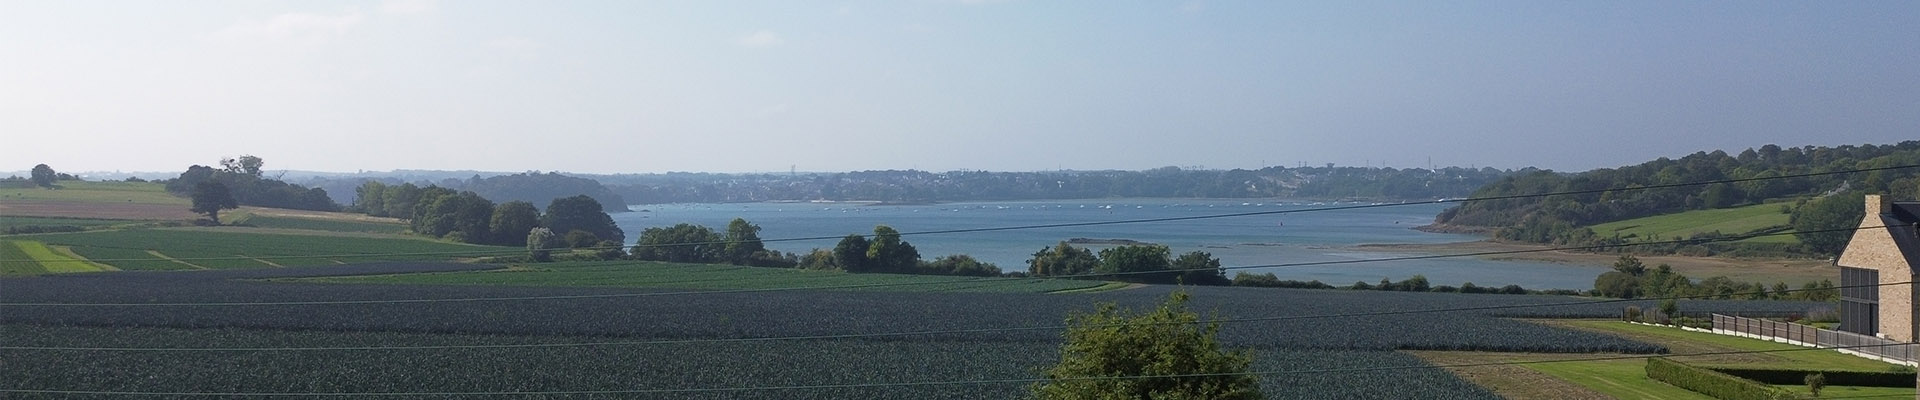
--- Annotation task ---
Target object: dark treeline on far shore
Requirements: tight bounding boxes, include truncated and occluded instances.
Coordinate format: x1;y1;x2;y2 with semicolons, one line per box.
285;165;1515;206
588;165;1514;204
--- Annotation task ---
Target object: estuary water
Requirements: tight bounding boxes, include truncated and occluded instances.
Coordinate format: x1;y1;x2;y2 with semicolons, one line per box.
609;199;1607;290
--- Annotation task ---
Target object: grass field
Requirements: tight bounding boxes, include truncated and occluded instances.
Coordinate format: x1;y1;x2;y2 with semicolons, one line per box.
0;216;132;230
1525;320;1915;399
0;181;186;205
11;228;511;273
1524;358;1712;400
228;213;408;234
1587;203;1798;244
0;240;113;275
306;260;1118;294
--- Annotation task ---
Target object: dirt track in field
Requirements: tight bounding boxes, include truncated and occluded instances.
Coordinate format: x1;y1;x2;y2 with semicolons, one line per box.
0;200;197;220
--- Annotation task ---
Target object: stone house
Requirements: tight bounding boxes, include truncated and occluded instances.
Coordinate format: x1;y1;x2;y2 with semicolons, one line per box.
1836;194;1920;340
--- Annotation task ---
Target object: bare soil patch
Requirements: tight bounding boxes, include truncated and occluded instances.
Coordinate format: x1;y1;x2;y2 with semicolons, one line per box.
1405;350;1612;400
0;200;196;221
1357;240;1834;284
237;207;405;224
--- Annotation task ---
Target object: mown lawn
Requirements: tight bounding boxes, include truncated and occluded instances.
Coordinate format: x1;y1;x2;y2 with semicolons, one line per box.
1525;320;1916;399
1587;203;1797;244
1524;358;1712;400
307;260;1117;294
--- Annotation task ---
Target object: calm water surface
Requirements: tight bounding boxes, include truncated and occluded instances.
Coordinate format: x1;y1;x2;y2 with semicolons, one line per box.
610;199;1607;289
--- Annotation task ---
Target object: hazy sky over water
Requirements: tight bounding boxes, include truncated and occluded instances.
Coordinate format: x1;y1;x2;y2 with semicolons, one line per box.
5;1;1916;175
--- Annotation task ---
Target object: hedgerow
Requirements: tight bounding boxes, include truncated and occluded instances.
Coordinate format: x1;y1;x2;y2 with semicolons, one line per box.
1645;358;1794;400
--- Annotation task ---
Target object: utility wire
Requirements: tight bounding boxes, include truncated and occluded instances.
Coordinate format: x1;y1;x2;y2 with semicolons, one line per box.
2;342;1912;396
0;225;1866;305
20;163;1919;264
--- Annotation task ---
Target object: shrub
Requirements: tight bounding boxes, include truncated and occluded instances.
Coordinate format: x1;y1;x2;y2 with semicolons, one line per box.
1645;358;1793;400
1033;291;1262;400
1624;306;1643;322
1805;373;1825;397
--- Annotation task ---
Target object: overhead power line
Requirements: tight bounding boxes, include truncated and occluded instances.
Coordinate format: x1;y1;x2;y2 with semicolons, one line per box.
2;341;1910;397
22;163;1919;264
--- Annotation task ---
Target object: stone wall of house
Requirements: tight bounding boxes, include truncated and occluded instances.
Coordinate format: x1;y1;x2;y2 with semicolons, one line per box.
1837;195;1917;342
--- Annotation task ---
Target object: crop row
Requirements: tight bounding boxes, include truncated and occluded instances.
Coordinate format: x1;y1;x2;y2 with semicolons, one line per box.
0;323;1498;399
311;260;1111;294
0;263;1832;398
24;229;506;270
1;263;1829;352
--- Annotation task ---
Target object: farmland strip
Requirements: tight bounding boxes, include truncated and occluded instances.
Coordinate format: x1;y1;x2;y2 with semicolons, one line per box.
245;256;285;268
0;241;48;275
145;250;208;270
49;245;117;271
15;241;100;273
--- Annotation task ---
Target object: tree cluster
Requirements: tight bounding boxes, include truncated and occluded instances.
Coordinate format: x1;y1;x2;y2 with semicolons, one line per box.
1230;272;1552;295
1026;242;1229;285
1434;141;1920;255
629;219;790;267
813;226;999;276
163;157;337;212
350;181;621;248
296;172;627;211
1590;255;1837;301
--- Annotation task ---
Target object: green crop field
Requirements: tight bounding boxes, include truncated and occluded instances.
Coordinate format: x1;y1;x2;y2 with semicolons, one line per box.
1587;203;1798;244
0;181;186;205
0;216;130;230
229;214;408;234
0;240;109;275
310;260;1118;294
20;229;512;271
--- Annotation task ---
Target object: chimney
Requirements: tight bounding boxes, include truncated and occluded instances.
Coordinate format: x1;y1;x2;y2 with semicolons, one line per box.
1864;194;1889;216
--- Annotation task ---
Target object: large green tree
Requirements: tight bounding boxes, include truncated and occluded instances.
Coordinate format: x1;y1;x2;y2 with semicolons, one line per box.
1028;242;1100;277
922;254;1002;277
1792;191;1866;255
488;201;541;246
189;181;239;225
833;234;872;272
1171;250;1230;286
1097;245;1173;284
865;225;920;273
631;223;721;263
543;195;625;244
1033;291;1261;399
722;218;766;264
29;164;56;188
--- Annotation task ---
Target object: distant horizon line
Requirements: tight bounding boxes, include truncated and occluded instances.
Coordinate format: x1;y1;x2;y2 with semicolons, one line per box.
9;164;1534;179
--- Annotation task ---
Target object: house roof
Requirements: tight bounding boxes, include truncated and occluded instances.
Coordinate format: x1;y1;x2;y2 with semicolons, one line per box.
1882;201;1920;275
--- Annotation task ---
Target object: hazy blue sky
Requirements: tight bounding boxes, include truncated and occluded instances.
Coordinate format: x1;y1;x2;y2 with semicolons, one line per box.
5;1;1916;175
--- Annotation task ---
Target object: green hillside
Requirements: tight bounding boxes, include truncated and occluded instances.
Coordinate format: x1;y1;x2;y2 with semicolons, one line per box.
1588;203;1799;244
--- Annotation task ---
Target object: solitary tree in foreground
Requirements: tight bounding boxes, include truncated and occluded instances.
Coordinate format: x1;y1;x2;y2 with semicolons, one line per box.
189;181;239;225
1033;290;1262;400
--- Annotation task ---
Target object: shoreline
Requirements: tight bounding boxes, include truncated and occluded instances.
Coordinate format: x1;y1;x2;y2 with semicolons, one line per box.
1354;240;1837;285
